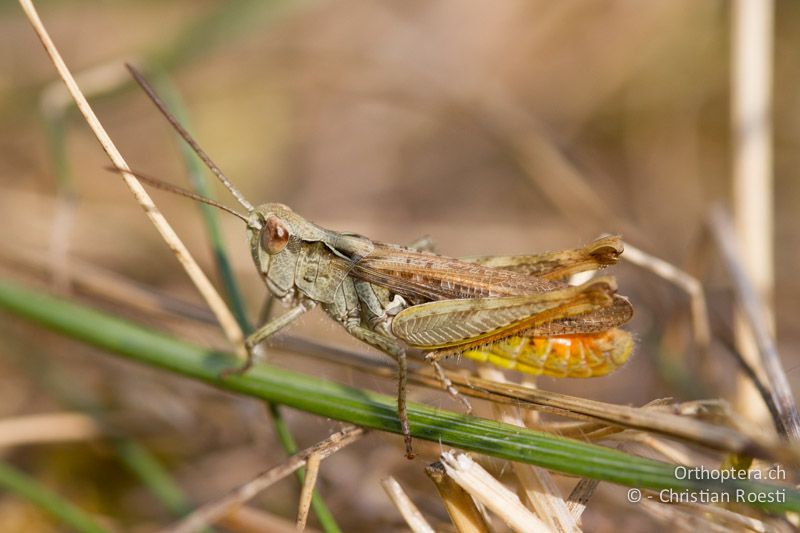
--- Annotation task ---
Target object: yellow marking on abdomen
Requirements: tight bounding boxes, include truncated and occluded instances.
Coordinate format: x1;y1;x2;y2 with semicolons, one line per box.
462;329;633;378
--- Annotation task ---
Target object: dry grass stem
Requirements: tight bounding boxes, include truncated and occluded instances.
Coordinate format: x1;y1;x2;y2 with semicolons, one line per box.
0;244;218;326
440;451;553;533
0;413;103;449
40;61;131;117
709;207;800;441
677;501;786;533
565;477;599;521
40;60;135;294
162;425;364;533
566;431;694;518
477;366;579;533
45;196;75;293
270;335;793;461
731;0;776;437
425;462;491;533
468;90;647;244
441;372;792;462
296;452;321;531
381;476;436;533
18;0;246;355
640;499;730;533
642;497;786;533
609;433;694;466
520;420;621;440
622;242;711;352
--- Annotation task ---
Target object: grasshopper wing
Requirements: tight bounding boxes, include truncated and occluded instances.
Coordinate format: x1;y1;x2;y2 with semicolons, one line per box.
464;235;623;280
352;243;564;303
391;277;619;350
432;294;634;361
517;294;633;337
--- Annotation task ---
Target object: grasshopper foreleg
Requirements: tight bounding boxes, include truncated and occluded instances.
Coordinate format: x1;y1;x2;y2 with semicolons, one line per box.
257;292;276;326
222;298;316;377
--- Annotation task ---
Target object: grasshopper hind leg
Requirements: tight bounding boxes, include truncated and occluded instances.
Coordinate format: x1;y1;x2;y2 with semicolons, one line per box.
430;360;472;414
396;349;413;459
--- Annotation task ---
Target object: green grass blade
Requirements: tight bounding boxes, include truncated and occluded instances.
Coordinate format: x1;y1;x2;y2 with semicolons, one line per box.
1;278;798;514
147;73;341;533
0;460;110;533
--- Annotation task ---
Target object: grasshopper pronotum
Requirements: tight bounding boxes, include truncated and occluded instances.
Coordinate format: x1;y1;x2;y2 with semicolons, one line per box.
125;65;633;458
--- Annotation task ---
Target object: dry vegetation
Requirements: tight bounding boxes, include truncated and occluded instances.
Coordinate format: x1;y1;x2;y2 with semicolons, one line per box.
1;1;800;532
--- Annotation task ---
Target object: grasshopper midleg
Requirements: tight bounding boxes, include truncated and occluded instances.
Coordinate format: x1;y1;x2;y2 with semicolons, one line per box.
126;65;634;458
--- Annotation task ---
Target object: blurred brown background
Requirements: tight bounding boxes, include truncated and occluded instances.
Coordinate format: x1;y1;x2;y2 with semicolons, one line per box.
1;1;799;531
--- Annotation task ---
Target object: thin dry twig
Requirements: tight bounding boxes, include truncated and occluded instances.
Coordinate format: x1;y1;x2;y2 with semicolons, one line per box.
18;0;245;356
709;206;800;441
162;425;365;533
381;476;436;533
622;242;711;352
296;452;321;531
441;452;553;533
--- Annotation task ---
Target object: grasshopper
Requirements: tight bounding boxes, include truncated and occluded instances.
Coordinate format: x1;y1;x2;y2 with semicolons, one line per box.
126;65;634;458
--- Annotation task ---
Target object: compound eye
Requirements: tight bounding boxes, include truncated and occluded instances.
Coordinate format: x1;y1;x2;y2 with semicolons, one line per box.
261;216;290;254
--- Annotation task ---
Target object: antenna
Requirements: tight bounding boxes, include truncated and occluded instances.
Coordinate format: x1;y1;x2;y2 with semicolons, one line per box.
125;63;255;213
106;166;249;223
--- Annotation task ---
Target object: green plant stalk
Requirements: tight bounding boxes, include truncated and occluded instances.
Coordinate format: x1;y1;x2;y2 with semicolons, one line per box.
1;278;798;514
39;81;194;525
0;460;110;533
113;439;190;517
151;73;340;533
1;0;309;143
5;318;195;523
41;107;74;196
152;73;250;333
150;0;304;74
267;402;341;532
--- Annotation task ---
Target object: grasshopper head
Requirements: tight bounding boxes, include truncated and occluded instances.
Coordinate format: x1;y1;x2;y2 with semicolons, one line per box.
247;202;329;278
247;203;374;300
